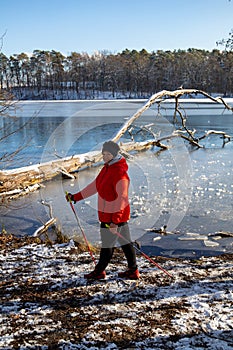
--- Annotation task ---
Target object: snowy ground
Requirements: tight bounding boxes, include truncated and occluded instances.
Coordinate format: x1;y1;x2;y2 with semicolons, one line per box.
0;234;232;350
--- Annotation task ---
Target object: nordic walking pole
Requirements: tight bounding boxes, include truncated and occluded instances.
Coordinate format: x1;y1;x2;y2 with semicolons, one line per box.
106;224;173;279
66;192;96;266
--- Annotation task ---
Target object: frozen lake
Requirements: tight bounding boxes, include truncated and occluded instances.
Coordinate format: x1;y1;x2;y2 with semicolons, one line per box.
1;99;233;258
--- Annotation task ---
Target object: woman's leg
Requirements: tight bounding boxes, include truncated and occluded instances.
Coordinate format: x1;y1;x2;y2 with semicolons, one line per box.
118;223;137;270
95;223;117;272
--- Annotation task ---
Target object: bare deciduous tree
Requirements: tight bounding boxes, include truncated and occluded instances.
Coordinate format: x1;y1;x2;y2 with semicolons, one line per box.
217;28;233;51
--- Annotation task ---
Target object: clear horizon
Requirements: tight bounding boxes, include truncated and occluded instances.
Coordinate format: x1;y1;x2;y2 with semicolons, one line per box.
1;0;233;57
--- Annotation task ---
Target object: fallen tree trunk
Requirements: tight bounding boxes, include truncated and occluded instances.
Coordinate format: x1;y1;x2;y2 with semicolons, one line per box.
0;150;102;196
0;140;163;197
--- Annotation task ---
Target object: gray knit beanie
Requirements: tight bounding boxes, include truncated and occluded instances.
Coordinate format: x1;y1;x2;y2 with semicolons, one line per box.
102;141;120;157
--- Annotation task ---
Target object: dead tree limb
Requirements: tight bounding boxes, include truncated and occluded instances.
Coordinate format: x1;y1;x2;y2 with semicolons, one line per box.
33;218;56;237
33;200;56;237
198;130;232;146
111;89;233;142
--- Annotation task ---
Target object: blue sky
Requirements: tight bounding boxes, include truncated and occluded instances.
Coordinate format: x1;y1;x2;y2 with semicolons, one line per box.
1;0;233;57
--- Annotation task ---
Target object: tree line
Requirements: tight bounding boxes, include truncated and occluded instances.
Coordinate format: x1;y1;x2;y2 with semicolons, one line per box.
0;48;233;99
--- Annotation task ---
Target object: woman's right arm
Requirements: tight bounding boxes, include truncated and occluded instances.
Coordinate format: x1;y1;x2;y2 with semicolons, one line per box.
73;178;98;202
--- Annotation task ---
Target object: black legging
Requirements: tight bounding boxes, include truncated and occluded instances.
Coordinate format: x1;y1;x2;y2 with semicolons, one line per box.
95;222;137;272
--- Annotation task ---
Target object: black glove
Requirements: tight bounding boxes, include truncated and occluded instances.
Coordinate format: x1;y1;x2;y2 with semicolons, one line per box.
65;192;75;203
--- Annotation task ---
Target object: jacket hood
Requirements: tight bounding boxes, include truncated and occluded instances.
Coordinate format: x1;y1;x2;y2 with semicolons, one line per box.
107;155;128;171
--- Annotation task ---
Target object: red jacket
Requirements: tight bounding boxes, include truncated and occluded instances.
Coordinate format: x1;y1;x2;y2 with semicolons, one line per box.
73;156;130;224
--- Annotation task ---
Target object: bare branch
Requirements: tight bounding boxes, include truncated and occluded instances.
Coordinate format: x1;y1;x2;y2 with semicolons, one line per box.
33;218;57;237
112;89;233;143
198;130;232;146
0;30;7;52
33;200;56;237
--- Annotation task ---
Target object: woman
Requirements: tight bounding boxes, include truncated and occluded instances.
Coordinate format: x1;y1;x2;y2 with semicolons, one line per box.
66;140;140;280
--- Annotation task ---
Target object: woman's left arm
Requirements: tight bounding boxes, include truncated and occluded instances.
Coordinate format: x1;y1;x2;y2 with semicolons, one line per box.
111;178;129;223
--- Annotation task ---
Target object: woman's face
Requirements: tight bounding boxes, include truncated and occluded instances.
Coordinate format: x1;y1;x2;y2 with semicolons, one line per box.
102;151;114;164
